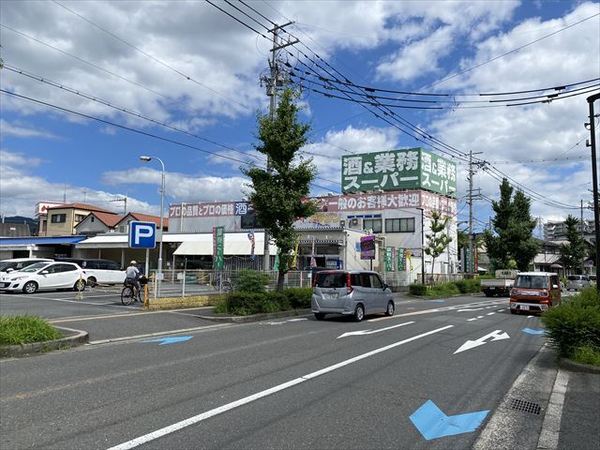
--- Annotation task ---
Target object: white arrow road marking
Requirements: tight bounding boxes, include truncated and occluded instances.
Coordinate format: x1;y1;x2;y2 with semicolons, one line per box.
454;330;510;354
457;308;485;312
337;321;415;339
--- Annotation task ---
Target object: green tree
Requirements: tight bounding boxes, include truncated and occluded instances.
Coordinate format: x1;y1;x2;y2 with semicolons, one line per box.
243;89;317;291
510;190;538;271
560;215;586;273
424;210;452;282
484;178;538;272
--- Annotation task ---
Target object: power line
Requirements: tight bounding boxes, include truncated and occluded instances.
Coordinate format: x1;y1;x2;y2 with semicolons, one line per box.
0;23;169;100
0;88;340;191
51;0;248;110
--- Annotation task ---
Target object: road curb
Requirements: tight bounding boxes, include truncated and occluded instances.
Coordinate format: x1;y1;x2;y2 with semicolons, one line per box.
196;309;312;323
0;326;89;358
559;357;600;374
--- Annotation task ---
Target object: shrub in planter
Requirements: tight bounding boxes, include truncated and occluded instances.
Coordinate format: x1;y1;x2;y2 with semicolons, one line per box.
234;270;271;293
409;284;428;295
283;287;312;309
427;282;460;297
454;278;480;293
542;288;600;357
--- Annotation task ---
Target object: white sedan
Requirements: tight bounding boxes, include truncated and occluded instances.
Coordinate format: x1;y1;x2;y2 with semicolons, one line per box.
0;262;87;294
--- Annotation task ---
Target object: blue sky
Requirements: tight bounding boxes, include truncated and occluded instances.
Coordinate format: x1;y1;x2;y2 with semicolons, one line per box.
1;0;598;234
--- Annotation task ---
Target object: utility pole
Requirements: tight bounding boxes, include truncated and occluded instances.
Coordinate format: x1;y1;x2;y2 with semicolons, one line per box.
585;93;600;292
581;199;585;274
467;150;483;276
110;197;127;215
260;22;297;272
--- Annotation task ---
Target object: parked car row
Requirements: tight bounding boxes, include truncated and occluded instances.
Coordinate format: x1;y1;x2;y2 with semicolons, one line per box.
0;257;126;294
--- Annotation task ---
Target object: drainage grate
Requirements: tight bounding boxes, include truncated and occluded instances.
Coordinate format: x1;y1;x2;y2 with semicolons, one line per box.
509;398;541;415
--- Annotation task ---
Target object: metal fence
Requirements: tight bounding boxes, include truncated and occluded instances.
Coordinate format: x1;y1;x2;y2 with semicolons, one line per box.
146;269;462;298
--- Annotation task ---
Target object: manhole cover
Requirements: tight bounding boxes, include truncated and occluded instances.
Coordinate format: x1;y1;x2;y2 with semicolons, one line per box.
510;398;541;415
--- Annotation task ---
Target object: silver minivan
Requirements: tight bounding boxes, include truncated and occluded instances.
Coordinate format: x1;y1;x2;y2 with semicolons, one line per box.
311;270;394;321
566;275;591;291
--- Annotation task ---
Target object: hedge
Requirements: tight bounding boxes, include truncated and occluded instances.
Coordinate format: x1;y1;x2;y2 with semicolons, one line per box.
409;279;481;297
542;288;600;359
215;287;312;316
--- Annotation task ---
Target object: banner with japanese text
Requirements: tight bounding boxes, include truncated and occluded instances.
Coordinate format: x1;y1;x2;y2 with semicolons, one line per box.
341;148;456;197
384;247;394;271
213;226;224;270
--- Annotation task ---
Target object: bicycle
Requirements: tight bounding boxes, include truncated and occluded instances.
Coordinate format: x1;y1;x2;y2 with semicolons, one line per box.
121;278;144;305
212;272;233;293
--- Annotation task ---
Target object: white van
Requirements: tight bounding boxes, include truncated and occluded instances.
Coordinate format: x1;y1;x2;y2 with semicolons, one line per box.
56;258;126;286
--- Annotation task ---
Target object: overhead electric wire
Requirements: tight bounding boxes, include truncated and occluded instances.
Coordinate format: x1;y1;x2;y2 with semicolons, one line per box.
0;23;169;100
0;89;340;191
429;11;600;89
3;64;265;164
51;0;248;110
204;0;270;39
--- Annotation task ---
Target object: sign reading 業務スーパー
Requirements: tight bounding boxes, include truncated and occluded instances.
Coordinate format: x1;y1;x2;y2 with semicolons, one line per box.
341;148;457;197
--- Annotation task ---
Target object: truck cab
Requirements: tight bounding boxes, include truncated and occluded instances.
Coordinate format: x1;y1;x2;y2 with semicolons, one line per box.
509;272;561;314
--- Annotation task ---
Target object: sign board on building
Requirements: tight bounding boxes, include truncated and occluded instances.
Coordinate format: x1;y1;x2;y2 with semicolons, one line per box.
213;226;224;270
384;247;394;271
128;221;156;249
169;201;251;218
397;248;406;271
360;235;375;260
35;202;63;216
341;148;457;197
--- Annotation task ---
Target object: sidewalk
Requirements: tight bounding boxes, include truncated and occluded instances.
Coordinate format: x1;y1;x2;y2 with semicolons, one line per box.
553;363;600;450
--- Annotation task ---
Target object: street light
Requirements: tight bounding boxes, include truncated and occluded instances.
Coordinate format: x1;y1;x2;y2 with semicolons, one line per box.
139;155;165;297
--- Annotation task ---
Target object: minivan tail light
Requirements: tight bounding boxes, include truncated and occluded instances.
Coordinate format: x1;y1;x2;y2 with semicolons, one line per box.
346;273;353;295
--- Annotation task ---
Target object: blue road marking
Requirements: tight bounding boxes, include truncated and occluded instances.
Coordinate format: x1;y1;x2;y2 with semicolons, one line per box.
522;328;545;335
144;336;193;345
410;400;489;440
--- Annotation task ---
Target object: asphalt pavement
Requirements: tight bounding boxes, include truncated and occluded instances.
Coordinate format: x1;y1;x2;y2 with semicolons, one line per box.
1;292;597;449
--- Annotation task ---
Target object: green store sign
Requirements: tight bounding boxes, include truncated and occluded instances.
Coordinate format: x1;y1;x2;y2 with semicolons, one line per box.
341;148;457;197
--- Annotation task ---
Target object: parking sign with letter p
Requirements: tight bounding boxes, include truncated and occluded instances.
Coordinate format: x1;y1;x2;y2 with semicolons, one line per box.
129;221;157;249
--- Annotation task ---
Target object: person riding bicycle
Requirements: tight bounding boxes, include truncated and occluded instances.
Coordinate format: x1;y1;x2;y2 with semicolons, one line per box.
125;260;141;296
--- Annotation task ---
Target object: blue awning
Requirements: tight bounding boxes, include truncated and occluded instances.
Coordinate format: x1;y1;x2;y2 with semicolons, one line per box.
0;236;86;247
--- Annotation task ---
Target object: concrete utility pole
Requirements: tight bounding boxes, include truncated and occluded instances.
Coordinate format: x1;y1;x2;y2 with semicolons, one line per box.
467;150;483;275
581;199;585;274
261;22;297;272
586;93;600;291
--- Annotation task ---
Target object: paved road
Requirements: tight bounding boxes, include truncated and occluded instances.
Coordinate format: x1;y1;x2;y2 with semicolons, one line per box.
1;294;556;449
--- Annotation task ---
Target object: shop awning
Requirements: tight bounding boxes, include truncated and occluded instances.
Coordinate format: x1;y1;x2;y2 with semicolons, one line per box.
174;233;277;256
0;235;86;249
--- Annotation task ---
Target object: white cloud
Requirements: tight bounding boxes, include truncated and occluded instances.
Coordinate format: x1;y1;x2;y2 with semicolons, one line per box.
102;167;250;202
0;149;156;216
0;119;59;140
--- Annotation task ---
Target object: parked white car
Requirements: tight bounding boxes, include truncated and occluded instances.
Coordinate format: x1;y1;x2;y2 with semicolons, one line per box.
0;258;54;273
0;262;87;294
56;258;126;286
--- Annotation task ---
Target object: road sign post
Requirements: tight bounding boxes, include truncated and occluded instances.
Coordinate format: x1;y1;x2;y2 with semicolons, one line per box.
129;221;157;298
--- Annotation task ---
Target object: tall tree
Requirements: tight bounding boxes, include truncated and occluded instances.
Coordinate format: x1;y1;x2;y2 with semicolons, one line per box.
484;178;538;272
424;210;452;282
560;215;586;273
243;89;317;290
483;179;514;270
510;190;539;271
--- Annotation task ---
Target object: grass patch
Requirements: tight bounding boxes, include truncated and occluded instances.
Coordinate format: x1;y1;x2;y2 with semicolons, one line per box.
571;345;600;366
0;316;62;346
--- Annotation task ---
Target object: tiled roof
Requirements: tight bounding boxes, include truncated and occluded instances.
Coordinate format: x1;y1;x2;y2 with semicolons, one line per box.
75;211;123;228
47;203;114;213
118;213;169;230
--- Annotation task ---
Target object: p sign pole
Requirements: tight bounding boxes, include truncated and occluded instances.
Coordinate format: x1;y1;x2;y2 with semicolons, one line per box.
129;221;157;296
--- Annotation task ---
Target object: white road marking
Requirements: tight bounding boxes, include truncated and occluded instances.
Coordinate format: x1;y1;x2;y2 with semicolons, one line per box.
337;321;415;338
89;323;232;345
487;312;495;316
528;315;534;318
457;308;485;312
107;325;455;450
467;318;478;322
454;330;510;354
537;369;570;450
477;316;484;319
497;309;504;312
287;318;308;322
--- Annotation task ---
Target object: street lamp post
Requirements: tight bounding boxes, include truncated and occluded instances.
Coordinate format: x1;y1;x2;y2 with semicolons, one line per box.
585;93;600;293
140;155;165;298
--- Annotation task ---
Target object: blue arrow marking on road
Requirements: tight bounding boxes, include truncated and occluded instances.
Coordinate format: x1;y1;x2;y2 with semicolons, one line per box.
144;336;193;345
522;327;545;335
410;400;489;440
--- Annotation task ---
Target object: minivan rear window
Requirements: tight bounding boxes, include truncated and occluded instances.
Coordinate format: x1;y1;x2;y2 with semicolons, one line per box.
515;275;548;289
314;272;346;288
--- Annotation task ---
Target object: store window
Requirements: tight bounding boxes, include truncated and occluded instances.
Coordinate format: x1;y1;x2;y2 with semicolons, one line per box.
385;218;415;233
363;218;382;233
